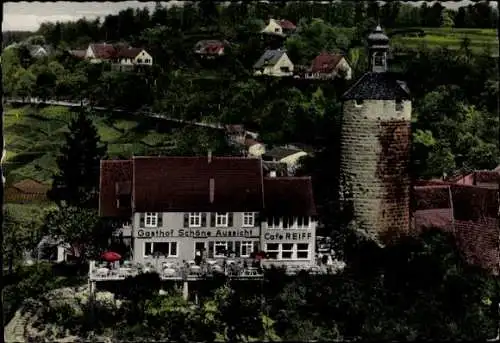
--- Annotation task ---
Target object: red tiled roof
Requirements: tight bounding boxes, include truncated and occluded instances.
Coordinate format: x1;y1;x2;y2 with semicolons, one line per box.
4;179;50;203
115;47;143;59
244;138;261;148
279;19;296;30
263;177;317;216
90;43;117;59
132;156;264;212
474;170;500;183
195;40;225;55
412;183;500;273
13;179;49;194
310;52;344;73
99;156;318;217
99;160;133;218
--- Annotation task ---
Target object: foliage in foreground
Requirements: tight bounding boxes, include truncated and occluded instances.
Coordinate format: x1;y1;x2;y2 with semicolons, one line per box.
28;230;498;342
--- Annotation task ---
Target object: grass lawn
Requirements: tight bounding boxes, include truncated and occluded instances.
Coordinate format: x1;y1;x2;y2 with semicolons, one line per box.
390;27;498;54
3;105;180;185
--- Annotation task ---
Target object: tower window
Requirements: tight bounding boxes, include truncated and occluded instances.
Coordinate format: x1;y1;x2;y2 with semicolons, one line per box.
373;52;384;67
354;99;364;107
395;99;403;111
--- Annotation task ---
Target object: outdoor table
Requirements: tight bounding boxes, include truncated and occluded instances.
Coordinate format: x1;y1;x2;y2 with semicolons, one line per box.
163;268;176;276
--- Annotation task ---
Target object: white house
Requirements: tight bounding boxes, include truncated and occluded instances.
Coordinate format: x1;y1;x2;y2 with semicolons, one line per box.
85;43;153;66
262;147;309;175
304;52;353;80
261;18;297;36
245;138;266;157
28;45;51;58
253;50;294;77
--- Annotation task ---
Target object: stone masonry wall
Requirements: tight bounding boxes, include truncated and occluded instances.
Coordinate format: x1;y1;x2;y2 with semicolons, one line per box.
340;100;412;244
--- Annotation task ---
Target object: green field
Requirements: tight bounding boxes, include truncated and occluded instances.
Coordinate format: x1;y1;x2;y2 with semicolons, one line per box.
390;27;498;54
3;105;177;185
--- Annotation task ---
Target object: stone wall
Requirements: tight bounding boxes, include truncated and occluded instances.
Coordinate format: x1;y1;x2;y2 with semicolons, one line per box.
340;100;411;244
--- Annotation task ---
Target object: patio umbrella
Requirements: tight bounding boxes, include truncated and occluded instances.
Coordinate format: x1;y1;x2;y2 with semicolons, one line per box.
101;251;122;262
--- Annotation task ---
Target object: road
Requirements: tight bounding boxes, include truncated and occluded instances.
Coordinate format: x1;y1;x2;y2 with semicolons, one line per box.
4;98;225;130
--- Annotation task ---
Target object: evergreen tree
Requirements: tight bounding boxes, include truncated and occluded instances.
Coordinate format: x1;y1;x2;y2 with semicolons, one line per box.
48;108;107;208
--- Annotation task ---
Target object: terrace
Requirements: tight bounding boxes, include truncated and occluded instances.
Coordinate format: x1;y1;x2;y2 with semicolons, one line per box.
89;256;344;281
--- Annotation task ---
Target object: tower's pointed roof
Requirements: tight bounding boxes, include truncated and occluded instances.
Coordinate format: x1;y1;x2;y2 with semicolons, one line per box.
367;25;390;46
341;25;409;100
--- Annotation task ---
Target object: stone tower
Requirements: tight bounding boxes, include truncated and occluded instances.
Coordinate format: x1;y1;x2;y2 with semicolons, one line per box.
339;25;412;244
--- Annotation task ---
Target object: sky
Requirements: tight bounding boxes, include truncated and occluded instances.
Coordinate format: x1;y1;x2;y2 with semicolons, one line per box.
2;1;491;32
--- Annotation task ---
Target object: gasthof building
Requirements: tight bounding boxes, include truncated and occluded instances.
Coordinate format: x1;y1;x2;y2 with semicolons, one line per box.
99;155;317;268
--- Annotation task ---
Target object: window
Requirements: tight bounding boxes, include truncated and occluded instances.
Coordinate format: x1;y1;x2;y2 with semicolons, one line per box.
280;67;290;73
267;216;281;229
281;243;294;259
297;216;310;229
283;216;295;229
373;53;384;67
297;243;309;259
145;213;158;227
144;242;178;257
354;99;364;107
145;58;151;63
137;58;143;63
266;243;279;259
214;242;228;257
396;99;403;111
240;241;254;257
216;212;229;227
242;212;255;227
189;212;202;227
274;28;280;32
116;195;131;209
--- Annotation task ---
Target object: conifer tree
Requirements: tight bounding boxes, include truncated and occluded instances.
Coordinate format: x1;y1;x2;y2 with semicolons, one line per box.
48;108;107;208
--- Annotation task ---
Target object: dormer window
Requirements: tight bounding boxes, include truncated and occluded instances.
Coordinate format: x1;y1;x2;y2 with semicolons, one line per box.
354;99;364;107
116;195;131;209
396;99;403;111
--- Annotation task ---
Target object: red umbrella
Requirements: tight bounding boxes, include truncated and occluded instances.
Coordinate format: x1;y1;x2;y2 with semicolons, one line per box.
101;251;122;262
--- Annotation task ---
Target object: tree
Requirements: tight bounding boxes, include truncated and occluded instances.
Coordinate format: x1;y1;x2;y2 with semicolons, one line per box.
48;109;107;208
13;68;36;100
440;9;455;28
42;206;112;263
3;204;45;270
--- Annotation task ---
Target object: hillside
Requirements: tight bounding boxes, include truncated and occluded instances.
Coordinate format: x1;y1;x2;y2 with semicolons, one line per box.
3;105;178;185
390;27;498;54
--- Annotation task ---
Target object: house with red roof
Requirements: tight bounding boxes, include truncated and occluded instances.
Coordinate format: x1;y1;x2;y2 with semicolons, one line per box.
449;169;500;189
304;52;353;80
84;43;153;68
194;40;226;58
4;179;50;204
98;155;317;271
412;180;499;274
261;18;297;36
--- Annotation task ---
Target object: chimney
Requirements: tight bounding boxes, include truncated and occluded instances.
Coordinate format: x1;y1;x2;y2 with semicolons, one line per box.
208;150;212;164
209;178;215;203
270;170;277;178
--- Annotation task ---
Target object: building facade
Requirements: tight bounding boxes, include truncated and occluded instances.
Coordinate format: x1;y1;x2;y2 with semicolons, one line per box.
340;25;412;244
99;156;317;268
